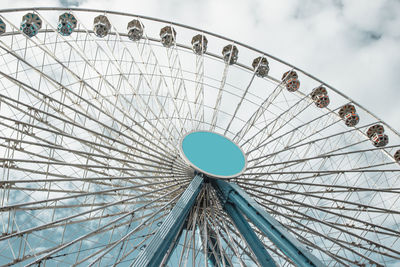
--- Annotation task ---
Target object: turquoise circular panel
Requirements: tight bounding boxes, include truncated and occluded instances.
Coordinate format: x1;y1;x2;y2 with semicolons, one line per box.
181;131;246;178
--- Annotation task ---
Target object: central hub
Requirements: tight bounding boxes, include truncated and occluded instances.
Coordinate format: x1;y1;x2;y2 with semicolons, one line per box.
179;131;247;179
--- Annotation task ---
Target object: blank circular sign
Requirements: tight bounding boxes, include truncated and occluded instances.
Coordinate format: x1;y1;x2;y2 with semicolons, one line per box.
180;131;246;178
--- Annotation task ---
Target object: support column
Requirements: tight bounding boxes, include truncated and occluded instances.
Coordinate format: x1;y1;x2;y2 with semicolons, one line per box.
211;179;323;267
225;202;277;267
131;175;204;267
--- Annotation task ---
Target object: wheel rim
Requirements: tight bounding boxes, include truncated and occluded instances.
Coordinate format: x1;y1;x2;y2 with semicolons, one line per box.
0;8;399;266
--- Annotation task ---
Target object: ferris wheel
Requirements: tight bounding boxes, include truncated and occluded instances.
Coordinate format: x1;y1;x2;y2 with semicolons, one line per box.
0;7;399;267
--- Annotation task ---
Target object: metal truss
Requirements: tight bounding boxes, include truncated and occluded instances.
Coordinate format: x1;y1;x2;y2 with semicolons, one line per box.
0;7;398;267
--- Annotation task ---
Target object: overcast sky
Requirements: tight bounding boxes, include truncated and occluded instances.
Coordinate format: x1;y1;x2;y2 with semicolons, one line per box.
0;2;399;265
2;0;400;130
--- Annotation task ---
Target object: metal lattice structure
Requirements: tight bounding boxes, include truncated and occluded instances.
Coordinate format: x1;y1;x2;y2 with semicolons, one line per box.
0;7;399;267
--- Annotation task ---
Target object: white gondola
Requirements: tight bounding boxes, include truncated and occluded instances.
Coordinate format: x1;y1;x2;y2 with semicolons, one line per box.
127;19;144;41
20;13;42;37
252;57;269;78
222;44;238;65
339;104;359;127
191;34;208;55
93;15;111;38
0;18;6;35
160;26;176;47
58;13;77;36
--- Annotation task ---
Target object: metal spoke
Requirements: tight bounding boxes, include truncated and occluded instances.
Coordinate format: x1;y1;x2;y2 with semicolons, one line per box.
0;7;398;267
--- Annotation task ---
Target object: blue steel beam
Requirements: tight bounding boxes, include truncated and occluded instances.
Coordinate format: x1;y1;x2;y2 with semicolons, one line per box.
131;175;204;267
211;179;324;267
225;202;277;267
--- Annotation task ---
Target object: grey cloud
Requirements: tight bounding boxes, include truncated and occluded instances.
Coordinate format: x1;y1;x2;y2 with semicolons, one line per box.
59;0;84;7
5;0;400;130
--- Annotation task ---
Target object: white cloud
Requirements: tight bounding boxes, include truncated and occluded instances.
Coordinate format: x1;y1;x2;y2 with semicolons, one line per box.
3;1;399;113
0;1;399;265
0;0;398;154
70;0;400;130
1;0;398;133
